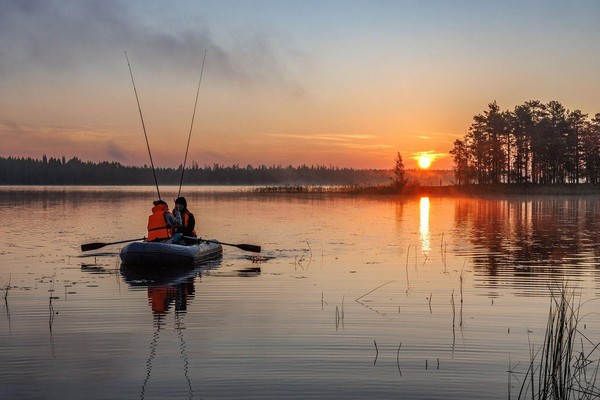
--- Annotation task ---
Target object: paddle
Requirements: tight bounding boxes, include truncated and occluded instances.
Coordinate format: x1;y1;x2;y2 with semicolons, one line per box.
184;237;261;253
81;237;145;252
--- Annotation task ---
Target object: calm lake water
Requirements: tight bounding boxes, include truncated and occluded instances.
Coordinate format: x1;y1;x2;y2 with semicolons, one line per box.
1;186;600;399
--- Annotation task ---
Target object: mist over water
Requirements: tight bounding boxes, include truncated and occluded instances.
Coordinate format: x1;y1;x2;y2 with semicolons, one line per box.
1;186;600;399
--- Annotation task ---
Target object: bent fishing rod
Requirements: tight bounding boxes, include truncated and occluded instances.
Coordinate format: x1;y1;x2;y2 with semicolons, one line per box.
125;52;162;200
178;49;207;198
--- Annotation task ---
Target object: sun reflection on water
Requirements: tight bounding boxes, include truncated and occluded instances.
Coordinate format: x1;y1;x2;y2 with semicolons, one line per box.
419;196;430;252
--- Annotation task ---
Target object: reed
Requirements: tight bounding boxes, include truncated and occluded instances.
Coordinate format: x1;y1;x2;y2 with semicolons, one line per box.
459;265;464;328
373;340;379;365
295;253;306;269
306;241;313;261
335;295;345;330
355;280;396;302
48;274;56;331
396;342;403;376
443;241;448;273
518;284;600;399
252;185;341;193
451;289;456;347
405;244;411;290
3;274;10;301
451;289;456;328
428;293;432;313
440;232;445;267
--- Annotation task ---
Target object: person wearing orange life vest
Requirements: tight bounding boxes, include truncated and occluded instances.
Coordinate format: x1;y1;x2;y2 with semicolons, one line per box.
147;200;178;242
172;196;196;242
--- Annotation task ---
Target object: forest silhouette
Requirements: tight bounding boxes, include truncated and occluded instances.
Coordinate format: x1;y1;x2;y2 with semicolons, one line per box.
2;100;598;189
451;100;600;185
0;156;395;185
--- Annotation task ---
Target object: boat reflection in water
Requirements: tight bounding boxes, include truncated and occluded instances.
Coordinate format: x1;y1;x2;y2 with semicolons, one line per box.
120;260;223;400
119;258;222;291
120;259;224;321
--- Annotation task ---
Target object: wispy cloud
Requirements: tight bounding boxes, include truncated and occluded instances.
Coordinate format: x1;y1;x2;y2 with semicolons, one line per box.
0;122;135;162
411;150;448;161
263;132;391;152
264;132;376;142
0;0;308;92
412;130;458;139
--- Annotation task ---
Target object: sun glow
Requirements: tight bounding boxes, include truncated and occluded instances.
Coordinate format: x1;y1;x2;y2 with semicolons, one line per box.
417;154;433;169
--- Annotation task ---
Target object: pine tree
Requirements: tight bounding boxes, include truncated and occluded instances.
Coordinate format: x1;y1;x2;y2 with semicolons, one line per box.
393;152;407;187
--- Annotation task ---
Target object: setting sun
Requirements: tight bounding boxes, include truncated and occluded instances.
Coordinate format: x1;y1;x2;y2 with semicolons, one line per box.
417;154;433;169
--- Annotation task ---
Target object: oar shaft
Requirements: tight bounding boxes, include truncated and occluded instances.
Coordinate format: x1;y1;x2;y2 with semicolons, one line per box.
183;237;261;253
81;237;145;252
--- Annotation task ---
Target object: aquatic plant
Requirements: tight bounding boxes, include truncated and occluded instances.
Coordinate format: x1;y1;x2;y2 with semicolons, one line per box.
518;284;600;399
3;274;10;301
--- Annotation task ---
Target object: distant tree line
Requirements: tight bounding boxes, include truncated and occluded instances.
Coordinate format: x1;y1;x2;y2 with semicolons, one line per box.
0;155;392;185
450;100;600;185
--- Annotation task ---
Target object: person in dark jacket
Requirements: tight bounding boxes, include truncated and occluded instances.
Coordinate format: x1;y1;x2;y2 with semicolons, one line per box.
171;196;196;243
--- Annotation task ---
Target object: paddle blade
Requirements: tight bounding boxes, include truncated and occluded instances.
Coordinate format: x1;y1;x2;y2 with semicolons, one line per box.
235;244;261;253
81;242;107;252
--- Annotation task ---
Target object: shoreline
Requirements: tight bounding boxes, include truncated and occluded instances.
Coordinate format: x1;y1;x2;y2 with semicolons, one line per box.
1;183;600;197
252;183;600;196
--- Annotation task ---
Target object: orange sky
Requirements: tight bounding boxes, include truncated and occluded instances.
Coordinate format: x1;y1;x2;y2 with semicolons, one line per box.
1;1;599;170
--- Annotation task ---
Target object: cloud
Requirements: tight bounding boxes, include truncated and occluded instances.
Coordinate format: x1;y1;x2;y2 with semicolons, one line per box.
411;150;448;161
264;132;376;142
0;121;134;162
262;132;391;153
0;0;309;92
106;141;129;163
0;0;131;76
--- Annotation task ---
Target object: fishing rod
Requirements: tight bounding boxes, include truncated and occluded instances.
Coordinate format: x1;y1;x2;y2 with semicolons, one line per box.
125;52;162;200
178;50;207;197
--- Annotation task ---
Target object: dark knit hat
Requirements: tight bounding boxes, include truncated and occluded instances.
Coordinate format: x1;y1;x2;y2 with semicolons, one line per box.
175;197;187;208
153;199;168;207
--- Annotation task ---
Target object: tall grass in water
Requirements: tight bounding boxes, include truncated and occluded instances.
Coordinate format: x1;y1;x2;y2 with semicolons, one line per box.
518;285;600;399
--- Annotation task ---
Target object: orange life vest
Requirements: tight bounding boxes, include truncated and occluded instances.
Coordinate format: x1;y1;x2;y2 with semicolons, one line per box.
173;209;197;237
147;283;192;314
181;210;197;237
147;203;172;242
148;286;171;315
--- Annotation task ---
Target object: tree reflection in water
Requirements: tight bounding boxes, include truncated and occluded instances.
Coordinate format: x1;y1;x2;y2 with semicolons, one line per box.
453;197;600;293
